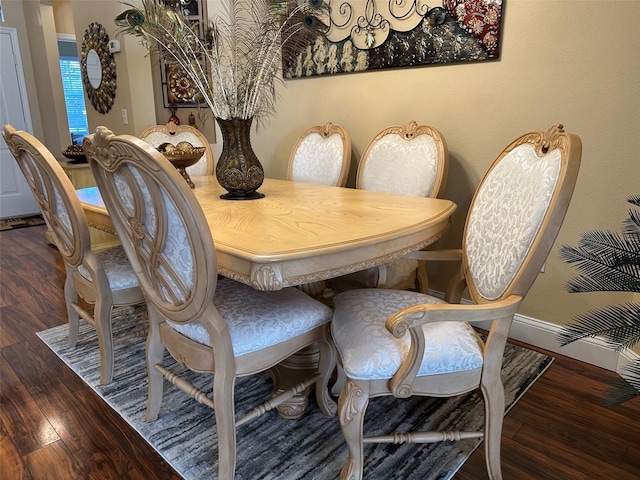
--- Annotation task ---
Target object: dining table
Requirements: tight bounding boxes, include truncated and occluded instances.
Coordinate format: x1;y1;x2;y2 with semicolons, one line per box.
77;175;457;417
78;175;456;291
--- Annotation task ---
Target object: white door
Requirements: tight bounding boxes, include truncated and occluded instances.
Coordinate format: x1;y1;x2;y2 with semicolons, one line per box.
0;27;38;219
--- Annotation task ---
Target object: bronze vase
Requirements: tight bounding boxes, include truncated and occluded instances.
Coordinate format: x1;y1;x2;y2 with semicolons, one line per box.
215;117;265;200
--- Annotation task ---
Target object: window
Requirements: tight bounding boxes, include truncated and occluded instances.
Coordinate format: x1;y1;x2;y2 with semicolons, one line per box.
58;38;89;144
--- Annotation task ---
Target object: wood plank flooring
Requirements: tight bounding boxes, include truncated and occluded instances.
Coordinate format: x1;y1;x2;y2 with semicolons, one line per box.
1;225;639;479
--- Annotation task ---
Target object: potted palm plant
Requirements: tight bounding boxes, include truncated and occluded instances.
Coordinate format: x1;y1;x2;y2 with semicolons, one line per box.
558;194;640;405
116;0;327;199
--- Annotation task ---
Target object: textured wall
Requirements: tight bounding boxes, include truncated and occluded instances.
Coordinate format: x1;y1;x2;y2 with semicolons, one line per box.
239;0;640;337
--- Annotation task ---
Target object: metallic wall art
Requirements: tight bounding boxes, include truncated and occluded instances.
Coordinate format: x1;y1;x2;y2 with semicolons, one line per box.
283;0;503;78
162;62;206;107
159;0;208;107
80;22;117;113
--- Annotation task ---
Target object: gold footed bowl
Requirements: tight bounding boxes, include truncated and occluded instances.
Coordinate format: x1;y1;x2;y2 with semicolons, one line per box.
159;146;205;189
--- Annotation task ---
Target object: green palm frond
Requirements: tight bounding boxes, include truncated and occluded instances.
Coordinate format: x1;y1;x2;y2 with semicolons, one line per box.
559;194;640;405
624;212;640;238
628;194;640;207
558;303;640;350
603;359;640;406
559;230;640;292
621;359;640;391
624;194;640;236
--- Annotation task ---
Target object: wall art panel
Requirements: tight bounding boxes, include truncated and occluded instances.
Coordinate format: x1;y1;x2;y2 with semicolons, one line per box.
284;0;503;79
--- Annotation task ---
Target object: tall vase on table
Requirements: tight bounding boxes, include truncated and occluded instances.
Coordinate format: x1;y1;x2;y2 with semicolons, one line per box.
215;117;265;200
115;0;328;198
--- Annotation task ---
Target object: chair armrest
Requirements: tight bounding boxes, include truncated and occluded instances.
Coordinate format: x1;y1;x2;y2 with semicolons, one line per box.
385;295;523;397
386;295;522;333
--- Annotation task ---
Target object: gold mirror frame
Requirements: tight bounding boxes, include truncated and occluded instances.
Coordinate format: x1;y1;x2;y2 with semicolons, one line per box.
80;22;116;114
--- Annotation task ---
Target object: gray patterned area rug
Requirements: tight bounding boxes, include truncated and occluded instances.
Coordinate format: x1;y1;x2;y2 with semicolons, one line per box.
37;307;553;480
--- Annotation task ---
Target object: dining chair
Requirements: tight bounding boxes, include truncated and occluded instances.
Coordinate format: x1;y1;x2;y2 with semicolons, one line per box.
330;124;581;480
2;124;145;385
139;122;214;176
83;126;337;480
332;120;448;292
288;122;351;187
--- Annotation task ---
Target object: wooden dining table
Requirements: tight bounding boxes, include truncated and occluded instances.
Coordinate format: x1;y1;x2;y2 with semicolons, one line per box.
78;175;456;291
77;175;456;418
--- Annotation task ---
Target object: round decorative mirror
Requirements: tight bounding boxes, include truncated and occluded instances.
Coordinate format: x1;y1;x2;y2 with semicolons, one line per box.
86;49;102;88
80;22;116;114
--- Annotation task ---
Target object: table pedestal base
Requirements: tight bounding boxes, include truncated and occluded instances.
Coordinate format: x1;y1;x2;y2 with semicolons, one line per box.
267;343;321;419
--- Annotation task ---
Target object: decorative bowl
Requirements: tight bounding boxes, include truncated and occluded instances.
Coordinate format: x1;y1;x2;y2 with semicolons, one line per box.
62;145;87;163
158;146;206;188
161;147;206;169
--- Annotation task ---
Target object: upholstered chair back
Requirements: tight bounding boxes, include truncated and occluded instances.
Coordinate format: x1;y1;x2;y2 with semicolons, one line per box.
4;124;145;385
336;121;448;291
140;123;213;176
85;127;218;327
2;125;90;268
288;122;351;187
463;125;581;304
356;121;448;198
85;126;338;479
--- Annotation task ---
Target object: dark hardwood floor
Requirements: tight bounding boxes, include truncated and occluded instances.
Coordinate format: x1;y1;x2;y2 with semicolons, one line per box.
1;225;639;479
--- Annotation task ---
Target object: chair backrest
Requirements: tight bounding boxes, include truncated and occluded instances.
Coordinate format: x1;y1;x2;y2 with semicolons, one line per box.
356;121;448;198
463;124;581;304
140;123;214;176
287;122;351;187
84;126;220;326
2;124;91;268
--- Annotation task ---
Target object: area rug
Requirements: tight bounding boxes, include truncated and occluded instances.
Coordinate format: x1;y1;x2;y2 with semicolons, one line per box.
0;214;45;231
37;307;553;480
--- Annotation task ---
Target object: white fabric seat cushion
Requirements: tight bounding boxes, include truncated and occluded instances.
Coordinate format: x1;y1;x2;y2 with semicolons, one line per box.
331;289;484;381
168;278;333;357
77;246;140;290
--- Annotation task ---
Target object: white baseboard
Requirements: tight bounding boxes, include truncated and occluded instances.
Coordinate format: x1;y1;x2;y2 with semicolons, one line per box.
505;313;627;372
430;290;639;375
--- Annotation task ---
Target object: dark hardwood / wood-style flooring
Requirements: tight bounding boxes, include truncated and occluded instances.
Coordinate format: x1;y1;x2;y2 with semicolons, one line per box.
1;225;639;479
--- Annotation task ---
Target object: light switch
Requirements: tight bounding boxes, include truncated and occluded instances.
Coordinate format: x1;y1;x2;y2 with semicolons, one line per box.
122;109;128;125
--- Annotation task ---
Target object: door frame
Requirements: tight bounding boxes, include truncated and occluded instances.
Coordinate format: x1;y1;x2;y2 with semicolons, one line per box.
1;26;36;219
0;26;32;133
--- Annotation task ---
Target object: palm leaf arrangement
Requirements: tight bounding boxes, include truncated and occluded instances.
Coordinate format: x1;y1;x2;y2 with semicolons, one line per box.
115;0;327;126
558;194;640;405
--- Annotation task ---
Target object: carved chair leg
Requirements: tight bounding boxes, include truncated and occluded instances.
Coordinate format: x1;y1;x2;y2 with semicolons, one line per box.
213;368;237;480
315;333;338;417
145;321;165;422
481;380;505;480
65;275;79;348
94;298;115;385
338;379;370;480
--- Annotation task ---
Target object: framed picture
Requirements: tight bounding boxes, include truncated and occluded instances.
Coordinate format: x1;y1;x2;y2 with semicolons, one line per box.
283;0;504;79
159;0;207;107
161;61;205;107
